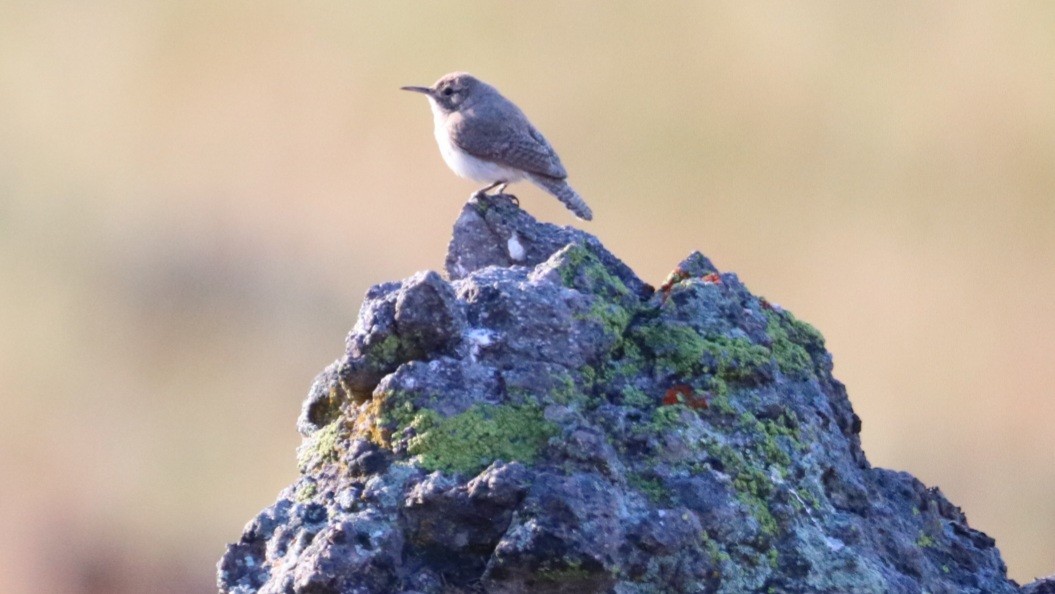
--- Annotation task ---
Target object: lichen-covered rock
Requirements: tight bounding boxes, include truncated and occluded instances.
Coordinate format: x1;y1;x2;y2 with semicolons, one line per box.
445;194;652;300
221;195;1024;594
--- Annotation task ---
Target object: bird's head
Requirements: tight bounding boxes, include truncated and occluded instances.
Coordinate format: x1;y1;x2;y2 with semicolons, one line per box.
401;72;484;113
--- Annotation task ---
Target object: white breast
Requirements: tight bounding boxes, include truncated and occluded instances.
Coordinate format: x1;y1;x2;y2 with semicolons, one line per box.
430;104;525;184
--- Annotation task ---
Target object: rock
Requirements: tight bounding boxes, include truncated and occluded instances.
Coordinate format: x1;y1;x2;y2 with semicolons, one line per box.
402;463;531;584
1023;577;1055;594
445;194;652;300
394;270;466;359
220;194;1025;594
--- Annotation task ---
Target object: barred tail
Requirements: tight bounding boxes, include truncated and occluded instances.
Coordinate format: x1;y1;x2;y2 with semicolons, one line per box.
529;174;594;221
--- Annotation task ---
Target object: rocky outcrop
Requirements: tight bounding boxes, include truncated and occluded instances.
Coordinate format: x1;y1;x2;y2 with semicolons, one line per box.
1023;577;1055;594
219;194;1028;593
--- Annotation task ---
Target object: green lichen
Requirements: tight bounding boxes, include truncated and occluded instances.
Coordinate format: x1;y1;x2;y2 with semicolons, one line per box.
294;482;317;502
621;387;653;408
405;404;557;473
618;339;647;366
508;367;596;410
632;323;708;378
550;371;586;406
297;419;347;471
366;334;402;363
784;311;825;352
631;322;771;383
770;334;811;377
737;411;805;502
652;404;690;430
707;378;736;415
701;533;732;565
578;299;633;344
757;430;791;472
764;310;823;378
701;436;779;536
702;337;772;383
597;341;648;388
629;473;667;503
795;487;821;511
577;365;598;391
762;412;799;440
731;458;777;531
537;560;593;583
382;398;418;429
740;412;801;471
766;548;779;569
555;243;633;302
558;244;637;353
916;532;935;548
695;410;809;538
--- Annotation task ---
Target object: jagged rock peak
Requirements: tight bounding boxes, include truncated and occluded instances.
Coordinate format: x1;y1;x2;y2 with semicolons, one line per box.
220;195;1024;594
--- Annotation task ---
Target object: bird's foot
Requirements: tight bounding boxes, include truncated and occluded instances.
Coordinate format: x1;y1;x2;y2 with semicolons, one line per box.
470;189;518;206
471;181;503;202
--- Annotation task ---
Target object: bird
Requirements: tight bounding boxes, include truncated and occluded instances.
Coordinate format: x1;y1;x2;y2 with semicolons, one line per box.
401;72;593;221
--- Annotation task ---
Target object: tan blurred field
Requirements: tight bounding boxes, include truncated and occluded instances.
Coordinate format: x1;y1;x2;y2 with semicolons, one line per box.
2;2;1053;592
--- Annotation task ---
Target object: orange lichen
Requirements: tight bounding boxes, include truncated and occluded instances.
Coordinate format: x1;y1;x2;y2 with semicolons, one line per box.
662;384;709;409
658;267;689;303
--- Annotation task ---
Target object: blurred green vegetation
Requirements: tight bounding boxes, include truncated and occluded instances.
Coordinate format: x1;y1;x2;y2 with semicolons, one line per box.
2;2;1053;591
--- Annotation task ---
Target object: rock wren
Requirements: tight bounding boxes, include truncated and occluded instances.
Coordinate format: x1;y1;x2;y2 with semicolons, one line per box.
402;72;593;221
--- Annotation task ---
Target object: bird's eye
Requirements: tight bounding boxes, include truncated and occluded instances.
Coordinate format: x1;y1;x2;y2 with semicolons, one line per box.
443;87;454;96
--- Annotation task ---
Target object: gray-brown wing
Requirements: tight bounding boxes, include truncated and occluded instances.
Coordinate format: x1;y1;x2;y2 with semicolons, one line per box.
449;110;568;180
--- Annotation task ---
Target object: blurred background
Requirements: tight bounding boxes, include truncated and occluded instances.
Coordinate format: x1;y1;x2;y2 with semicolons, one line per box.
2;2;1053;592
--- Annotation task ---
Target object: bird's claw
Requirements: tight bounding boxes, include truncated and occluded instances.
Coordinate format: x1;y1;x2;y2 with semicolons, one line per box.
470;190;519;209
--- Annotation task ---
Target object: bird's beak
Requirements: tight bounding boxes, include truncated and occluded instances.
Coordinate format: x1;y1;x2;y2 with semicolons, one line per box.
400;85;433;96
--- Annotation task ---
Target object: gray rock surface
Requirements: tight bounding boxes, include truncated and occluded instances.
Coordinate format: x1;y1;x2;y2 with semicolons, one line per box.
220;194;1034;593
1023;577;1055;594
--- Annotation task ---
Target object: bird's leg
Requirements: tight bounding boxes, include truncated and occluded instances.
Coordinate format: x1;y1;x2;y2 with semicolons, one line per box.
471;180;520;208
493;182;519;206
471;181;503;201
